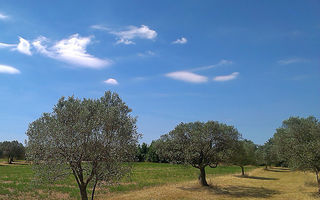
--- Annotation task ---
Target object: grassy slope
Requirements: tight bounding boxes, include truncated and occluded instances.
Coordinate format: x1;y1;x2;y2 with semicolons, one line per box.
106;167;320;200
0;162;254;199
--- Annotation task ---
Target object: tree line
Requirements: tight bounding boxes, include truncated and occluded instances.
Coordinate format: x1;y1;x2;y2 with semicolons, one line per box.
0;140;25;164
1;91;318;199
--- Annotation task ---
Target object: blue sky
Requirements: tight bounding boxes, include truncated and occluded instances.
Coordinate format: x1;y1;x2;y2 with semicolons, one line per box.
0;0;319;145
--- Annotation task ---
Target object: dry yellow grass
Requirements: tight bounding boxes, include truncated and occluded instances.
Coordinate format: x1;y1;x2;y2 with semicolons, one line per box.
99;167;319;200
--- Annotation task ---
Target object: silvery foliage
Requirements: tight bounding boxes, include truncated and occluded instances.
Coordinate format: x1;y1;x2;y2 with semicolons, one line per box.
157;121;240;168
274;116;320;172
26;91;139;188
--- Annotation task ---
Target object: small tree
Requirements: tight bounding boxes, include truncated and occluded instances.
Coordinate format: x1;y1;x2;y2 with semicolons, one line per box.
26;91;139;200
0;141;25;164
135;143;149;162
157;121;240;186
273;116;320;194
146;140;160;162
230;139;256;176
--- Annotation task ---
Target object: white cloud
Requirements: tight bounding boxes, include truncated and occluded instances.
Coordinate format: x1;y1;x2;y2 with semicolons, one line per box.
190;59;233;72
0;42;16;48
33;34;111;68
172;37;187;44
104;78;118;85
17;37;32;55
213;72;239;82
111;25;157;45
277;58;306;65
166;71;208;83
0;64;20;74
0;13;9;20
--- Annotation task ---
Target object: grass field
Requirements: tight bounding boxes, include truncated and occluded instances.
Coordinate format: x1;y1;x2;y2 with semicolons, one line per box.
0;161;255;199
107;167;320;200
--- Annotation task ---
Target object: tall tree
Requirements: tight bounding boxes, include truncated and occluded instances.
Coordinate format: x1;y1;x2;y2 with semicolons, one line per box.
230;139;257;176
273;116;320;194
26;91;139;200
157;121;240;186
0;141;25;164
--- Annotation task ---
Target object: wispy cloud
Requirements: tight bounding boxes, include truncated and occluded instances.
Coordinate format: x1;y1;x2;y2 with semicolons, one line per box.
172;37;187;44
104;78;118;85
32;34;111;68
92;24;157;45
166;71;208;83
0;13;9;20
213;72;239;82
137;50;155;57
165;60;233;83
277;58;307;65
0;37;32;55
0;42;16;48
90;24;110;31
0;64;20;74
190;59;233;72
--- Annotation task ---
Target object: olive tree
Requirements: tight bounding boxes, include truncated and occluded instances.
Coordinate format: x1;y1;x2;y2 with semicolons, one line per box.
26;91;139;200
157;121;240;186
230;139;256;176
0;141;25;164
273;116;320;194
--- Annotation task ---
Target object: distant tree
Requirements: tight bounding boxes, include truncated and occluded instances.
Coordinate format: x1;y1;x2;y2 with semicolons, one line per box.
229;139;257;176
255;139;278;169
146;141;160;163
26;91;140;200
273;116;320;194
157;121;240;186
136;143;148;162
0;141;25;164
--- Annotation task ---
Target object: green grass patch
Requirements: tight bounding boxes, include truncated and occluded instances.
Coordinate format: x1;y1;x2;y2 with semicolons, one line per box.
0;162;255;199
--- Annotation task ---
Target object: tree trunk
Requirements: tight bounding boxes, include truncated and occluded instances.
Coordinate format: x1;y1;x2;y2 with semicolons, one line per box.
91;180;98;200
199;167;209;186
240;166;245;176
265;165;267;169
316;170;320;194
8;157;13;164
80;184;88;200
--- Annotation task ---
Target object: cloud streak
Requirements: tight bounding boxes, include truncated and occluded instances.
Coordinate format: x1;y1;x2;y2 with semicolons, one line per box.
92;24;157;45
190;59;233;72
0;13;8;20
213;72;239;82
277;58;306;65
0;64;20;74
32;34;111;68
166;71;208;83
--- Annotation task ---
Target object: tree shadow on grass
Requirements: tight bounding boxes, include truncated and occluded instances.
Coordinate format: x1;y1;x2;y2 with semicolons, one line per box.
265;168;291;173
234;175;279;180
305;181;317;187
178;185;280;198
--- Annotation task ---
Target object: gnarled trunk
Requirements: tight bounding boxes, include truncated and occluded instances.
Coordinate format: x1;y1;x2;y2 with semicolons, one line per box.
240;166;245;176
80;184;88;200
199;167;209;186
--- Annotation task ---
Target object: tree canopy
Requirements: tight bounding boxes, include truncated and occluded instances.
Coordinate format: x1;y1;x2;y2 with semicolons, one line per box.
273;116;320;193
26;91;139;200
